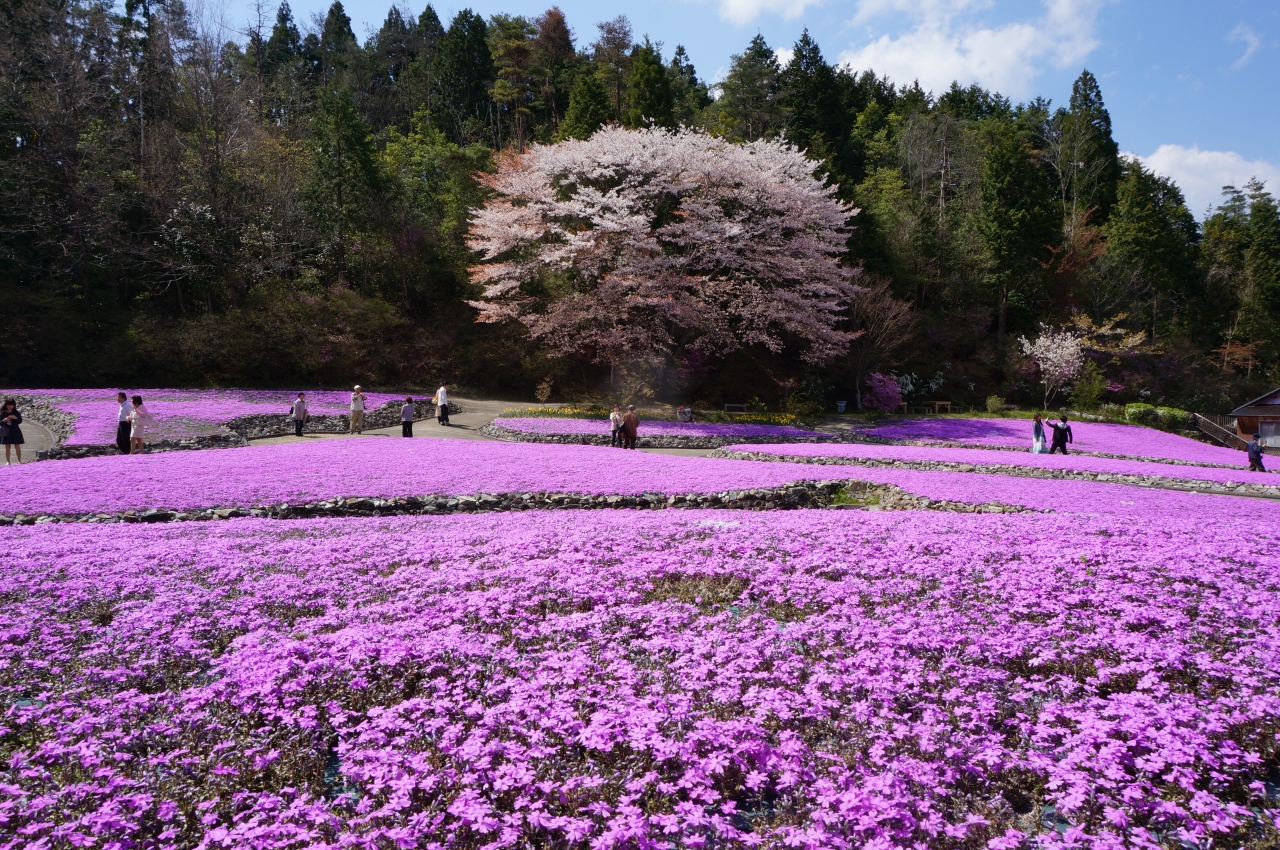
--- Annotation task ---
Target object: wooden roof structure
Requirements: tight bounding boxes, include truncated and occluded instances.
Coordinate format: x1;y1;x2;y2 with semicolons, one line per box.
1230;387;1280;417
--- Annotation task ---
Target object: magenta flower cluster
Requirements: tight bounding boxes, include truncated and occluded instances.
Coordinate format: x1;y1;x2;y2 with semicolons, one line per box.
857;417;1240;465
726;441;1267;486
2;509;1277;849
7;388;404;445
6;437;1271;520
493;417;829;439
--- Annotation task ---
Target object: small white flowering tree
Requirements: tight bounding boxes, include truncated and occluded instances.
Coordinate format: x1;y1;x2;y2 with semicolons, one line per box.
1019;325;1085;410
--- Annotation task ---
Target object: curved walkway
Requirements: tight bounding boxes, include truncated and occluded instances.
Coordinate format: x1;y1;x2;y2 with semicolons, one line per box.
4;418;54;464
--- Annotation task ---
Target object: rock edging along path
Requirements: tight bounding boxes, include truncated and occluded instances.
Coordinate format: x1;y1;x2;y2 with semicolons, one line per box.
480;422;837;449
845;433;1238;469
37;401;459;460
0;479;1034;526
712;449;1280;500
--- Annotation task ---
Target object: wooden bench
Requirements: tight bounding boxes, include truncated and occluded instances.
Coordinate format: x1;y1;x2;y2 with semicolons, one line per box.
724;404;747;413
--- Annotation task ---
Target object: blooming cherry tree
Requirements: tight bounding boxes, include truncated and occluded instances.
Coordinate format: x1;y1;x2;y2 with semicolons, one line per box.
1019;325;1086;410
467;126;861;364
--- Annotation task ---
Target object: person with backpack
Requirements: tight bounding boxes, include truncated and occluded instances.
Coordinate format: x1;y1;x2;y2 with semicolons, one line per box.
292;392;308;437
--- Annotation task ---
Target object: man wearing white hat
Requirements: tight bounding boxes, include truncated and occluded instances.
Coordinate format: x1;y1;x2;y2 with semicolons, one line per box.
350;385;366;434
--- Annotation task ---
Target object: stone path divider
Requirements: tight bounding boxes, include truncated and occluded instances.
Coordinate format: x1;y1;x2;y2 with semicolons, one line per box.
712;449;1280;500
0;479;1034;526
35;400;459;460
480;422;837;449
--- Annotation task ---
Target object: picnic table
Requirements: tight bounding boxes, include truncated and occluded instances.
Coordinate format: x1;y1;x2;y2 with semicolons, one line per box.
921;401;952;414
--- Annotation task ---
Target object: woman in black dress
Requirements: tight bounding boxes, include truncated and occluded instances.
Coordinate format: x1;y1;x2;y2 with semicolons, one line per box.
1;398;24;465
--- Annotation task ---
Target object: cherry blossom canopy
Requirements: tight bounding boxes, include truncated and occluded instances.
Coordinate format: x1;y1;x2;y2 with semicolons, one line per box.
467;126;861;363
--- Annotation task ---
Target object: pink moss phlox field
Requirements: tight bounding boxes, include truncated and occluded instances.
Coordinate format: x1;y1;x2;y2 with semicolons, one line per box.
857;417;1240;465
725;442;1269;485
7;437;1277;520
2;510;1278;849
7;389;403;445
493;417;830;439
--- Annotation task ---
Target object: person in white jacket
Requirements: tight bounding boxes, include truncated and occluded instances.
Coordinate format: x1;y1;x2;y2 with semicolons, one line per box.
127;395;152;454
349;386;366;433
435;384;450;426
292;393;308;437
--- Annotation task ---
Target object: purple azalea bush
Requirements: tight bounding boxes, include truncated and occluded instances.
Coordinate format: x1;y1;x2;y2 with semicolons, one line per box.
862;372;903;412
6;389;404;445
492;417;828;439
2;510;1278;848
857;417;1240;465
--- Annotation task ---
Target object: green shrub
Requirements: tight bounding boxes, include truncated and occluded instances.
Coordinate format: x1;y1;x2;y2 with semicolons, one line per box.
1069;361;1107;410
1124;403;1157;425
1155;406;1193;430
986;395;1006;414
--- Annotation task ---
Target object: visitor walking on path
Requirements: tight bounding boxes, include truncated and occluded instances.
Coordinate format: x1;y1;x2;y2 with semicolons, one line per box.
621;405;639;450
610;405;623;447
402;397;415;437
349;386;366;434
116;392;132;454
127;395;151;455
1031;414;1047;454
1;398;24;465
292;392;309;437
1048;415;1073;455
1248;433;1267;472
435;384;450;426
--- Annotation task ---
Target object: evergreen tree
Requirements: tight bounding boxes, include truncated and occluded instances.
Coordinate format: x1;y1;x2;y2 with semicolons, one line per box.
306;88;382;282
778;31;855;189
560;72;611;139
409;5;445;113
434;10;493;143
667;45;709;125
715;34;782;141
1103;158;1199;338
264;1;301;75
487;14;537;149
591;15;632;119
977;130;1062;346
625;38;673;128
1047;69;1120;231
318;1;356;85
532;7;575;132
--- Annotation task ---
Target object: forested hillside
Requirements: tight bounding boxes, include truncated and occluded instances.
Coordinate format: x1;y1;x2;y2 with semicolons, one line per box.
2;0;1278;410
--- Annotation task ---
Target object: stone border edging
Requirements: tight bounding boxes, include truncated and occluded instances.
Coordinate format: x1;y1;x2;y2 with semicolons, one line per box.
480;422;837;449
0;480;1035;526
34;401;460;461
712;449;1280;500
844;434;1241;470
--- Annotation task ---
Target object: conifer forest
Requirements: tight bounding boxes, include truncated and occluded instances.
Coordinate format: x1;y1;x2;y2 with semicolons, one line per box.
3;0;1279;411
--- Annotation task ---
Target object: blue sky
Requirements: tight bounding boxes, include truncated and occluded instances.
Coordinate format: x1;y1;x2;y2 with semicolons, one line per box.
216;0;1279;216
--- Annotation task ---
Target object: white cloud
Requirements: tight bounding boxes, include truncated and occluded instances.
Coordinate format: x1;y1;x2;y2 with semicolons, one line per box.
1227;23;1261;70
774;46;794;66
716;0;822;26
1136;144;1280;217
835;0;1102;99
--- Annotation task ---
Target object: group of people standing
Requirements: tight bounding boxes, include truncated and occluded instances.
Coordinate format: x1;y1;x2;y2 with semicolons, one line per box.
609;405;641;449
1031;413;1073;454
290;384;451;438
115;393;151;455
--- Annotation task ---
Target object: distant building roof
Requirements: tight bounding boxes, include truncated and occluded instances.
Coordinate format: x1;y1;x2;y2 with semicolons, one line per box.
1231;387;1280;416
